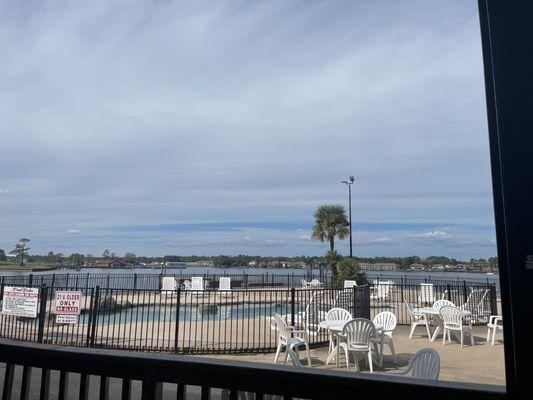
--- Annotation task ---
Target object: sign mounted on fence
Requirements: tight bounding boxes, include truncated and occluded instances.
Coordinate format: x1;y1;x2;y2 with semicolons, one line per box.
1;286;39;318
54;291;82;315
55;314;78;324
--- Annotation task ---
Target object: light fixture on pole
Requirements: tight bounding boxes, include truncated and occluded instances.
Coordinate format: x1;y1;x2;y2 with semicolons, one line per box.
341;176;355;258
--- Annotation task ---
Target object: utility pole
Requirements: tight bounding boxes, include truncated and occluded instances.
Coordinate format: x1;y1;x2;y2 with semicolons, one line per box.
341;176;355;258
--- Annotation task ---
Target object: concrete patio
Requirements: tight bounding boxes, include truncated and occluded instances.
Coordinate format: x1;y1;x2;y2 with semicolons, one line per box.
202;325;506;386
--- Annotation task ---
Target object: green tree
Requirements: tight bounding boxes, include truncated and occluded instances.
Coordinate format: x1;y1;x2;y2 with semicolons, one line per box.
124;252;137;265
10;238;31;266
68;253;84;266
312;204;349;279
312;204;350;253
336;257;366;288
102;249;111;258
0;249;7;262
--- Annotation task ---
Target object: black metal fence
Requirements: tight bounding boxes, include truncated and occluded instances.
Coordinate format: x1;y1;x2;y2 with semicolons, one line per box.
0;278;497;355
0;272;334;292
0;285;371;354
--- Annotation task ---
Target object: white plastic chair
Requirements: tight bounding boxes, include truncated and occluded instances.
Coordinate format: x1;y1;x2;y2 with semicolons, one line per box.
183;280;192;290
339;318;376;372
310;279;322;288
371;281;392;301
371;311;397;366
486;315;503;345
419;283;434;305
384;348;440;380
343;280;357;289
439;306;474;347
272;313;311;366
461;288;490;323
325;308;352;355
433;299;455;310
404;301;431;339
191;276;204;291
218;277;231;292
301;279;309;288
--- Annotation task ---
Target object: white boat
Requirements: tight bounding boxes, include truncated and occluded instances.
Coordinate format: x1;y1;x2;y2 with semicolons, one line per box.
486;272;494;275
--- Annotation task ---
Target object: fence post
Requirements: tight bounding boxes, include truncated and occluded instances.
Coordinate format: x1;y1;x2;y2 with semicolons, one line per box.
28;274;33;286
447;284;452;302
134;273;138;290
51;274;56;288
463;281;468;304
174;288;181;353
352;286;357;317
362;286;371;319
89;286;101;348
290;288;296;327
37;284;48;343
85;287;95;347
490;283;498;316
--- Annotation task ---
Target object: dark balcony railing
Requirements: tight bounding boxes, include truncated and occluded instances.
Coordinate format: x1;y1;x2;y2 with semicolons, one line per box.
0;339;505;400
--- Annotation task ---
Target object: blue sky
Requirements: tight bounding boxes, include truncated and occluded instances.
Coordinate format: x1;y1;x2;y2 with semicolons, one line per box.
0;0;496;258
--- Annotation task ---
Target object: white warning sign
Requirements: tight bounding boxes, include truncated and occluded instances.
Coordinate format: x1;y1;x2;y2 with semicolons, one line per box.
54;291;82;315
1;286;39;318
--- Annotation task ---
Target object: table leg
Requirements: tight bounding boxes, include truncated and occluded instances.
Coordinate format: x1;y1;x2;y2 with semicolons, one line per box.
430;316;443;342
325;332;338;365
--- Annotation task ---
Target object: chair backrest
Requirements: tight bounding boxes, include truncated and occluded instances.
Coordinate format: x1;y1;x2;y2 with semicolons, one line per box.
218;277;231;291
183;280;192;290
304;292;323;334
462;288;489;311
301;279;309;288
433;299;454;310
404;348;440;380
404;301;418;319
191;276;204;291
344;280;357;289
419;283;434;303
342;318;376;349
326;307;352;321
273;313;291;341
377;282;391;299
310;279;321;287
439;306;465;328
373;311;397;336
161;276;176;293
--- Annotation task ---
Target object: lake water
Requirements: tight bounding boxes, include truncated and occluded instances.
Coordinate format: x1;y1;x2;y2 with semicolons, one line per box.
0;265;500;286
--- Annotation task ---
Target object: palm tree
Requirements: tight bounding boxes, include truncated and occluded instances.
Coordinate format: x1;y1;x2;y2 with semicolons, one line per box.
312;204;350;279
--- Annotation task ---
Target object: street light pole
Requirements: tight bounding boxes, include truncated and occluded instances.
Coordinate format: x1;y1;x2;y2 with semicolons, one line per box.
341;176;355;258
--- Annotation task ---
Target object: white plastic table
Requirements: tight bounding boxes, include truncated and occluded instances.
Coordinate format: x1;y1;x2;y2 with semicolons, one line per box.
418;307;472;341
319;320;383;367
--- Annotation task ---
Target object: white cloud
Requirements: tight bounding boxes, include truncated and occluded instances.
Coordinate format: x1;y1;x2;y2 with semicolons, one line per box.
67;229;81;234
408;230;453;240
